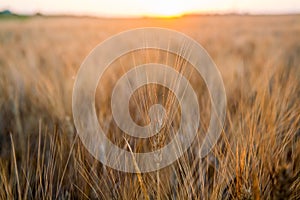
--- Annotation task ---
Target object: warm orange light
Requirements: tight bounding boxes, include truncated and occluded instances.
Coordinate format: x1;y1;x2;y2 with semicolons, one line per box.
142;0;186;18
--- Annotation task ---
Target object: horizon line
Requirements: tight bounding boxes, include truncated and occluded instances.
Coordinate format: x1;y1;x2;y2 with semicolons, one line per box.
1;9;300;20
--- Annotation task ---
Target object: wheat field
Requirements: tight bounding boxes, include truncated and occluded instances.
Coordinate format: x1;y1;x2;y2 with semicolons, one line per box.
0;15;299;199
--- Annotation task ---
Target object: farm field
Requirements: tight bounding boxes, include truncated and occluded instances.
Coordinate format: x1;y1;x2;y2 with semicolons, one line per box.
0;15;299;199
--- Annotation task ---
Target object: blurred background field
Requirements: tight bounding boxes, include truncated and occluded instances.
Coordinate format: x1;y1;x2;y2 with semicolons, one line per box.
0;15;299;199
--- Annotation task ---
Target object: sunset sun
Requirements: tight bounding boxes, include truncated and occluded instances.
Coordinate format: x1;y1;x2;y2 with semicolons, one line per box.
142;0;186;18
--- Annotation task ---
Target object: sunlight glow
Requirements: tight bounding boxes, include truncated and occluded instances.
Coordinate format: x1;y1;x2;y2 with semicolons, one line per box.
0;0;299;17
142;0;186;18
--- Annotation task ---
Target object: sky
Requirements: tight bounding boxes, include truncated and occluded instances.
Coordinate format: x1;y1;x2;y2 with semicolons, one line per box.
0;0;299;17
